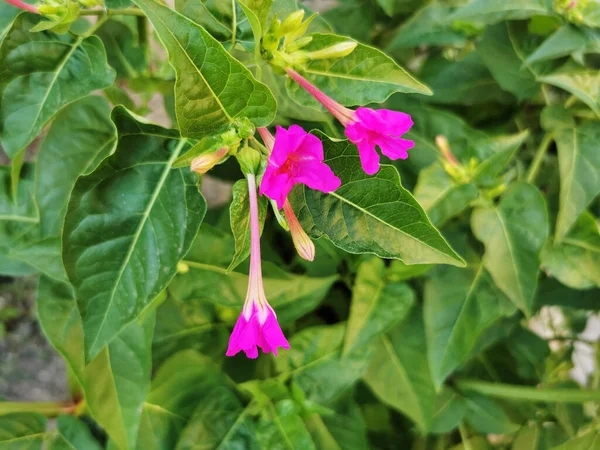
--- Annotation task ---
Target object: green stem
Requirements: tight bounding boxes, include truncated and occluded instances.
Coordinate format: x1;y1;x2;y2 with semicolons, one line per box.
456;379;600;403
0;401;74;417
458;423;473;450
230;0;237;51
526;133;553;184
80;8;146;17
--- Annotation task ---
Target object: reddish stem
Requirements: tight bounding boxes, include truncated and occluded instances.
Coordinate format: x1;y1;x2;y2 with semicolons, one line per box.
4;0;39;14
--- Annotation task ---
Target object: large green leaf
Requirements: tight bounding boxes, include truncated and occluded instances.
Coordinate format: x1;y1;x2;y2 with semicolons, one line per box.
414;163;478;227
424;265;516;388
289;133;464;266
286;33;431;109
275;324;374;405
363;306;436;432
554;123;600;240
343;257;414;355
0;15;115;159
476;22;543;101
450;0;551;25
0;413;46;450
50;416;103;450
543;211;600;289
526;26;600;65
133;0;276;136
62;107;206;361
539;64;600;116
462;394;519;435
96;17;148;79
37;276;155;450
471;182;548;314
36;96;117;238
228;179;268;272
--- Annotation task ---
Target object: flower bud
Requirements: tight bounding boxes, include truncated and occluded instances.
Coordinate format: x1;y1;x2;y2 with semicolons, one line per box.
306;41;357;60
190;147;228;175
77;0;99;7
262;33;280;52
38;4;62;14
435;135;459;167
283;200;315;261
279;10;305;35
237;146;262;175
286;36;313;53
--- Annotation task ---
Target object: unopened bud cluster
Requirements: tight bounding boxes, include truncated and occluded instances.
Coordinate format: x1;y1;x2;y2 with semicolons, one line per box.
36;0;101;33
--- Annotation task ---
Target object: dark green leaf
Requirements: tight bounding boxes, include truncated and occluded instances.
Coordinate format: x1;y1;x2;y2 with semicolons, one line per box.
552;429;600;450
424;265;517;388
512;423;568;450
276;324;374;405
228;179;268;272
526;25;598;65
0;413;46;450
414;163;478;227
289;133;464;266
429;389;466;434
36;96;117;238
255;399;315;450
554;123;600;240
450;0;552;25
343;257;414;355
62;107;206;361
321;0;376;43
134;0;276;136
52;415;103;450
363;306;436;432
463;394;519;434
0;15;115;159
471;182;548;314
286;33;431;109
472;131;528;188
175;0;236;41
536;277;600;311
97;17;147;79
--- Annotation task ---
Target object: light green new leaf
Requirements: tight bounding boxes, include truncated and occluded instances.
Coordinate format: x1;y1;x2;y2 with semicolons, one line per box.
477;22;542;101
539;65;600;116
286;33;431;109
276;324;374;405
0;413;46;450
228;179;268;272
424;265;517;388
363;306;436;432
450;0;551;25
62;107;206;362
554;123;600;240
36;96;117;238
0;15;115;160
414;163;478;227
552;429;600;450
471;182;548;314
289;133;464;266
176;388;259;450
134;0;276;136
343;257;414;355
236;0;273;71
543;211;600;289
37;276;155;450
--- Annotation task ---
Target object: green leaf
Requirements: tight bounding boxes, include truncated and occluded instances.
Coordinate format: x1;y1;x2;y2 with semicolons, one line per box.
343;257;414;355
363;306;436;432
472;131;528;188
276;324;374;405
236;0;273;70
512;423;568;450
97;17;148;79
52;416;103;450
105;0;133;8
255;399;315;450
424;265;517;388
477;22;543;101
526;25;598;65
554;123;600;240
420;53;514;105
36;96;117;238
62;107;206;361
386;4;468;51
37;276;155;450
228;179;268;272
471;182;548;314
0;3;20;42
289;132;464;266
414;163;478;227
175;0;236;42
0;15;115;159
8;237;67;282
536;277;600;311
450;0;551;25
137;350;234;450
539;64;600;116
463;394;519;435
133;0;276;136
176;388;259;450
321;0;376;43
552;429;600;450
543;211;600;289
286;33;431;110
429;389;466;434
0;413;46;450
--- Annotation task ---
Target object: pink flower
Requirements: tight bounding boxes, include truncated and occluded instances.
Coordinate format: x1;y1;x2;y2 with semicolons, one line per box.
4;0;39;14
258;125;341;209
226;173;290;359
286;68;414;175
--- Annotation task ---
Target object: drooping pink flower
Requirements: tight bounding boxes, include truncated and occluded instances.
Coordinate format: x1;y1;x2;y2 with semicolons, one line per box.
226;173;290;359
286;68;415;175
258;125;341;209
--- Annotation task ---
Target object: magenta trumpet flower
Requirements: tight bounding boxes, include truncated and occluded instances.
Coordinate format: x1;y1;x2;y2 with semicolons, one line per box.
286;68;415;175
226;174;290;359
258;124;341;209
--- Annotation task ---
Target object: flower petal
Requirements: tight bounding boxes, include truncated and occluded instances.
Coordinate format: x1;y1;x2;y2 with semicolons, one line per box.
375;135;414;161
294;131;324;162
355;107;413;136
226;313;260;358
294;162;341;193
262;308;290;357
355;138;381;175
260;166;295;209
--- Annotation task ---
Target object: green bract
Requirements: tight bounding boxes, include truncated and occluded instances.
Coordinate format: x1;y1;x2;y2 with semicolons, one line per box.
1;0;599;449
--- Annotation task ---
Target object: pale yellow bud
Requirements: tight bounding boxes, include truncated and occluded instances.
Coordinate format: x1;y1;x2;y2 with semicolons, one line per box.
190;147;228;175
306;41;357;60
283;200;315;261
